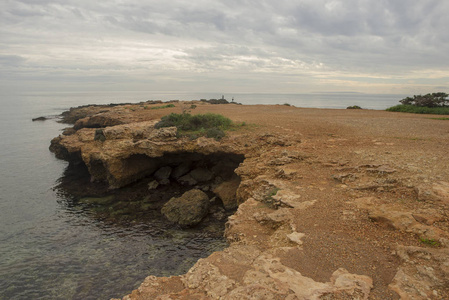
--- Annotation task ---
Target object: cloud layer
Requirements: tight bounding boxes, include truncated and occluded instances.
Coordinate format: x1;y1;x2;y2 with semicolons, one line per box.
1;0;448;93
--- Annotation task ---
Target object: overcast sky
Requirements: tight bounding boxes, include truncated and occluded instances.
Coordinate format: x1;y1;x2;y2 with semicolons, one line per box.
1;0;448;94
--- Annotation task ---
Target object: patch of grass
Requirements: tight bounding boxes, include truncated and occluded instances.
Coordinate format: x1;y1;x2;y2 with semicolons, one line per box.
386;104;449;115
155;113;235;140
419;237;440;247
393;136;425;141
150;104;176;110
267;188;281;198
429;117;449;120
228;121;253;132
263;188;281;208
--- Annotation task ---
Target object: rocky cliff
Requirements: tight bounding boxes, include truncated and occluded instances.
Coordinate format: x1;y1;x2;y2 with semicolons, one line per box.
50;101;449;299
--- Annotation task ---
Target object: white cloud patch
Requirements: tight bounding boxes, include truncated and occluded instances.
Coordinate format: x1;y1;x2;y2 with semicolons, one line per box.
0;0;448;93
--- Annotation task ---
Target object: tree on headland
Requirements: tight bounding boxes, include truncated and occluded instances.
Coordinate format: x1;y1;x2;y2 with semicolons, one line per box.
399;92;449;107
386;92;449;115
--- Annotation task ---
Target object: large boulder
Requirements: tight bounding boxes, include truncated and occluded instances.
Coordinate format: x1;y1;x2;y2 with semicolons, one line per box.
161;189;210;226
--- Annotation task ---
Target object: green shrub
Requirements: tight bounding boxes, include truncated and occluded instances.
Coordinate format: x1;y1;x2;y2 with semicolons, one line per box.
386;105;449;115
150;104;176;110
155;113;234;140
156;113;232;131
419;237;440;247
429;117;449;120
347;105;362;109
387;92;449;115
206;128;225;140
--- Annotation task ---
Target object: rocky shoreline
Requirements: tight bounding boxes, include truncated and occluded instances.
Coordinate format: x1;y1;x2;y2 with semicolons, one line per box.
49;101;449;299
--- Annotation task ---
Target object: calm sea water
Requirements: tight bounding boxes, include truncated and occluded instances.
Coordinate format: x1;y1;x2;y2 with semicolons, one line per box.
0;91;404;300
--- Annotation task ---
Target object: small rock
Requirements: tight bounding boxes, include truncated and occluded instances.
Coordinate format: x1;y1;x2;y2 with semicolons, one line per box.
62;127;76;136
287;232;305;246
159;178;170;185
253;208;292;229
331;268;373;298
148;180;159;190
172;162;192;179
275;167;298;179
268;156;293;166
32;116;48;121
178;173;198;186
154;166;172;181
412;211;443;226
213;179;240;210
332;173;356;183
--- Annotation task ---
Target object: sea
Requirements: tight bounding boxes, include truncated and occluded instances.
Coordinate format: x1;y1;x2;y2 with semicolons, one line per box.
0;91;405;300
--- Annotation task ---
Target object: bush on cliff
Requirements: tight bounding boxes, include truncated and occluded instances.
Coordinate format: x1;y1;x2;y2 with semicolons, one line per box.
386;93;449;115
155;113;233;140
386;105;449;115
399;92;448;107
150;104;175;110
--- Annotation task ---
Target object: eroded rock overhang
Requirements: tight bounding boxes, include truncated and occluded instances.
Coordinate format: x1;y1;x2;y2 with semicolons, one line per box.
50;120;247;190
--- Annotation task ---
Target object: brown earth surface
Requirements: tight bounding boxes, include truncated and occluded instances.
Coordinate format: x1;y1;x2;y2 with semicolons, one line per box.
51;101;449;299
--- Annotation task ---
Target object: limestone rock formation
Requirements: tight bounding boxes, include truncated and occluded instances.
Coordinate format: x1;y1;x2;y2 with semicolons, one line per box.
50;119;245;188
416;181;449;205
389;246;449;299
354;197;449;246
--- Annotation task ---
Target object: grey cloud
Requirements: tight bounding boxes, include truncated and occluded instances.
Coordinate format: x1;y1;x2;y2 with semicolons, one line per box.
0;55;27;66
0;0;448;93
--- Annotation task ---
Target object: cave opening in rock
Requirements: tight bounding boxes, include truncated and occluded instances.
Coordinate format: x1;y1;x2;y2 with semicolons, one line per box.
51;151;246;295
57;151;245;227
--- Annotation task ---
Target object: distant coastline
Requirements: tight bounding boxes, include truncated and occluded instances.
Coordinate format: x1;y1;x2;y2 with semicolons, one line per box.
5;90;407;110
